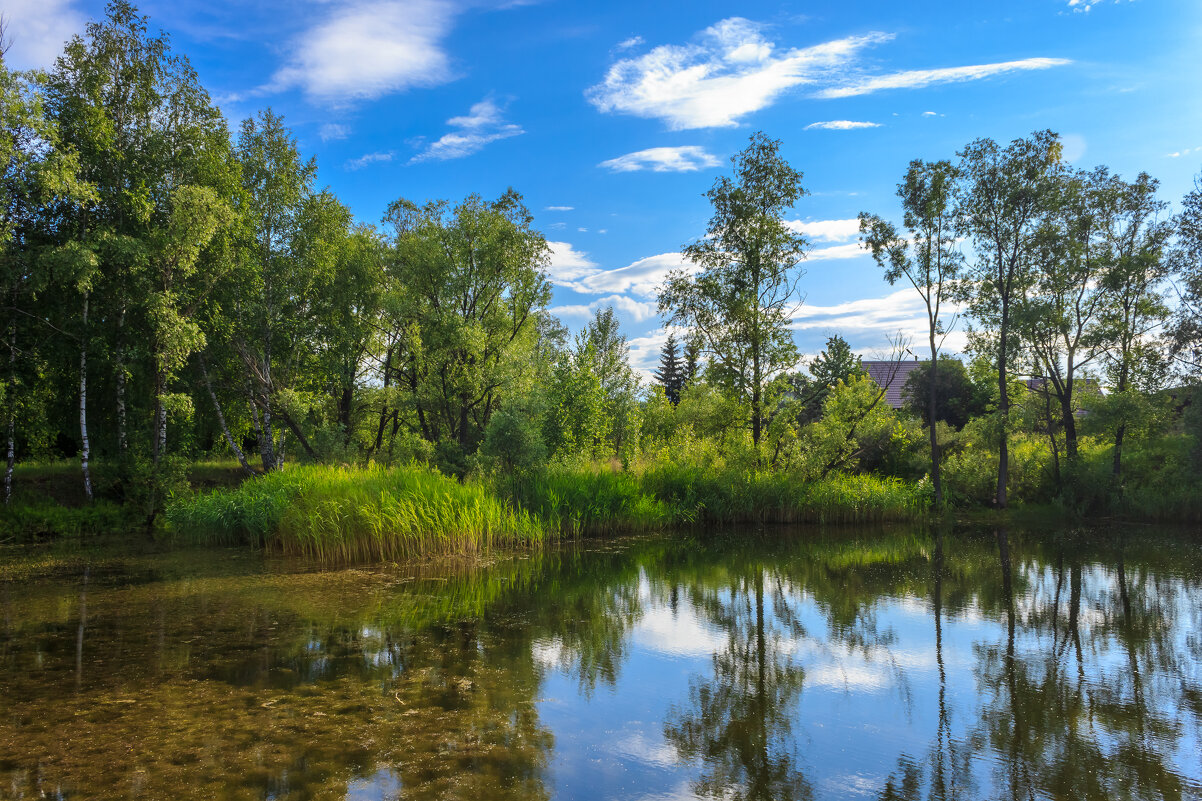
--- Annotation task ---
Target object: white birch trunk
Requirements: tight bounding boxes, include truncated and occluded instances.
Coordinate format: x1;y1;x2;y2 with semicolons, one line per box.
79;294;93;502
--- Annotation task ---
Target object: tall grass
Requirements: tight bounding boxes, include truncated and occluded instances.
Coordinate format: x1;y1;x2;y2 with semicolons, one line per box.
507;469;673;535
166;463;929;563
641;464;928;525
167;464;544;561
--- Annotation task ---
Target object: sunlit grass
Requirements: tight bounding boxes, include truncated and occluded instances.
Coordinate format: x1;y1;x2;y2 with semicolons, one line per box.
167;464;545;561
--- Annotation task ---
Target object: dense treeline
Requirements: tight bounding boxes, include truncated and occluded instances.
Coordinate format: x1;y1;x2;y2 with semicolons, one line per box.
3;3;1202;541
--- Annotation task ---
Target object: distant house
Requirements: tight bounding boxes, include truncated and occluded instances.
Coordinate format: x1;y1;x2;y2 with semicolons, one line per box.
861;360;924;410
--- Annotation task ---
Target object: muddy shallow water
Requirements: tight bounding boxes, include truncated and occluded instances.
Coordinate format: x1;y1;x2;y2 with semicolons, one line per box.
1;525;1200;800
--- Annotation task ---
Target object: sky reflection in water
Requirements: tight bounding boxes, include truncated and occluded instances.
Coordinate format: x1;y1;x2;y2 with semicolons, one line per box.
1;526;1200;800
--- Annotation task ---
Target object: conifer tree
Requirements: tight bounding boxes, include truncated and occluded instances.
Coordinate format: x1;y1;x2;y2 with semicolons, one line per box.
654;334;684;404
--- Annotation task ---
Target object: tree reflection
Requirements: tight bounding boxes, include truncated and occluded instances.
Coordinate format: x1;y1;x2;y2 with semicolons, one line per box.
664;563;812;801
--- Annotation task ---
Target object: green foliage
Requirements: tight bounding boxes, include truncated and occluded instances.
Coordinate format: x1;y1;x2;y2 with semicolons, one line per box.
167;464;545;560
661;131;807;446
902;357;990;429
479;403;547;475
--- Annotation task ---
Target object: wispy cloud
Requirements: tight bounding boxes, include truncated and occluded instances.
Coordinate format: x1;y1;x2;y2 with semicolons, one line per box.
545;205;575;211
264;0;456;103
808;242;867;260
587;17;1069;130
547;242;695;297
787;218;861;242
616;35;645;50
789;288;967;354
599;146;721;173
550;294;660;321
409;98;524;163
3;0;85;69
546;241;599;282
588;18;891;130
815;58;1070;99
345;151;394;171
1168;146;1200;159
320;123;350;141
804;120;881;130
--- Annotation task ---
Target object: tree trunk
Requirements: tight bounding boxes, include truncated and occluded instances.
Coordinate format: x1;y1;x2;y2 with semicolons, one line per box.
1113;423;1126;479
996;315;1010;509
115;304;127;454
928;331;943;506
200;353;256;476
273;405;319;461
5;322;15;506
152;360;167;465
79;294;93;502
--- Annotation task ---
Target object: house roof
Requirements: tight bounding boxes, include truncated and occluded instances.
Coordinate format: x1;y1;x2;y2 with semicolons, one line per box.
861;360;924;409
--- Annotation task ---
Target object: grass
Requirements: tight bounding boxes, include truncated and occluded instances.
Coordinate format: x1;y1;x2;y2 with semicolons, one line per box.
641;464;930;525
166;464;545;561
164;463;929;563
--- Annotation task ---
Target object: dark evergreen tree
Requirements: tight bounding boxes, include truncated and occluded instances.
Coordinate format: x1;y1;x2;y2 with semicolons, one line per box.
654;334;684;404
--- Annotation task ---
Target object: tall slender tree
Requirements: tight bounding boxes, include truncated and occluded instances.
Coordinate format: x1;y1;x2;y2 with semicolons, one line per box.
660;132;808;449
860;159;962;505
958;130;1062;508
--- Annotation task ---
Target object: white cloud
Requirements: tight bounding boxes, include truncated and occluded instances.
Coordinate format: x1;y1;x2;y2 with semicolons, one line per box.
921;110;938;116
1067;0;1105;11
545;205;575;211
568;252;695;297
265;0;456;103
3;0;85;69
550;294;660;322
588;18;1069;130
804;120;881;130
1167;146;1200;159
587;18;893;130
815;57;1071;99
809;242;867;260
546;241;598;282
789;288;967;355
599;146;720;173
345;151;394;171
320;123;350;141
627;328;674;381
787;218;861;243
616;35;645;50
409;98;523;163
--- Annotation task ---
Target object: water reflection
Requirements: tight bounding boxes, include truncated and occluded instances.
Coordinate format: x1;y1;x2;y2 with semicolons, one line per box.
0;526;1200;800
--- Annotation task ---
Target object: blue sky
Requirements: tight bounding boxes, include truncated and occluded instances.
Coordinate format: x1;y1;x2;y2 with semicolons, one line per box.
7;0;1202;376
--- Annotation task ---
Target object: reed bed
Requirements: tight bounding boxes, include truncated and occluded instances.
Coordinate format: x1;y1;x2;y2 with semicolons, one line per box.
167;463;927;563
167;464;545;560
507;470;673;535
641;465;928;525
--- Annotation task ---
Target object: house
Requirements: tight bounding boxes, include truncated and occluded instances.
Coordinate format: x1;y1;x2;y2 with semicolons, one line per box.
861;360;924;410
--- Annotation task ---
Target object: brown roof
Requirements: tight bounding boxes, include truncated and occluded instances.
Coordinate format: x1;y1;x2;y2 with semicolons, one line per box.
861;360;923;409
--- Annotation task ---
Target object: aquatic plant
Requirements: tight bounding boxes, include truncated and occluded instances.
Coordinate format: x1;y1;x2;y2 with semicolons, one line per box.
167;464;545;560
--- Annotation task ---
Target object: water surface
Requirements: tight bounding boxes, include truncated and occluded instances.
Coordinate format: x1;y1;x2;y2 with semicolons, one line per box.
2;526;1200;800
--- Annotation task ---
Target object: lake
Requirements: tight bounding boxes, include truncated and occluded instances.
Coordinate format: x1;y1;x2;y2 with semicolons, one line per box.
1;525;1200;800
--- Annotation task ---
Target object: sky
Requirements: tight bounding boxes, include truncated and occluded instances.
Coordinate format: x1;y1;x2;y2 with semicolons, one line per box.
5;0;1202;378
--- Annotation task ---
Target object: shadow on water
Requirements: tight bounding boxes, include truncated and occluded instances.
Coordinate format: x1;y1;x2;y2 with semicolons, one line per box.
1;524;1201;800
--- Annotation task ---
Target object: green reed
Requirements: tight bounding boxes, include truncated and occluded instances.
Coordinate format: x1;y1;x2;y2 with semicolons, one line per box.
167;464;545;560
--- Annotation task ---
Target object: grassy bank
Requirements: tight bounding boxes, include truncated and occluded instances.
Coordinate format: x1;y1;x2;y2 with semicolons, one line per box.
166;465;545;561
162;464;929;560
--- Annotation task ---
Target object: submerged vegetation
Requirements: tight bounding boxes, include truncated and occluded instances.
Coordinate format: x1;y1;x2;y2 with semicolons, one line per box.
2;3;1202;555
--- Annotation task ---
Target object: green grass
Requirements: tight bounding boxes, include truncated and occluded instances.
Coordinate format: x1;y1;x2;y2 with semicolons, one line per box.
507;469;673;535
167;464;545;561
165;463;928;563
641;464;929;525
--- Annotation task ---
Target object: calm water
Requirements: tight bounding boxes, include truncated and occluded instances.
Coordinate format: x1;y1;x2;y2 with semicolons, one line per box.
2;526;1201;800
